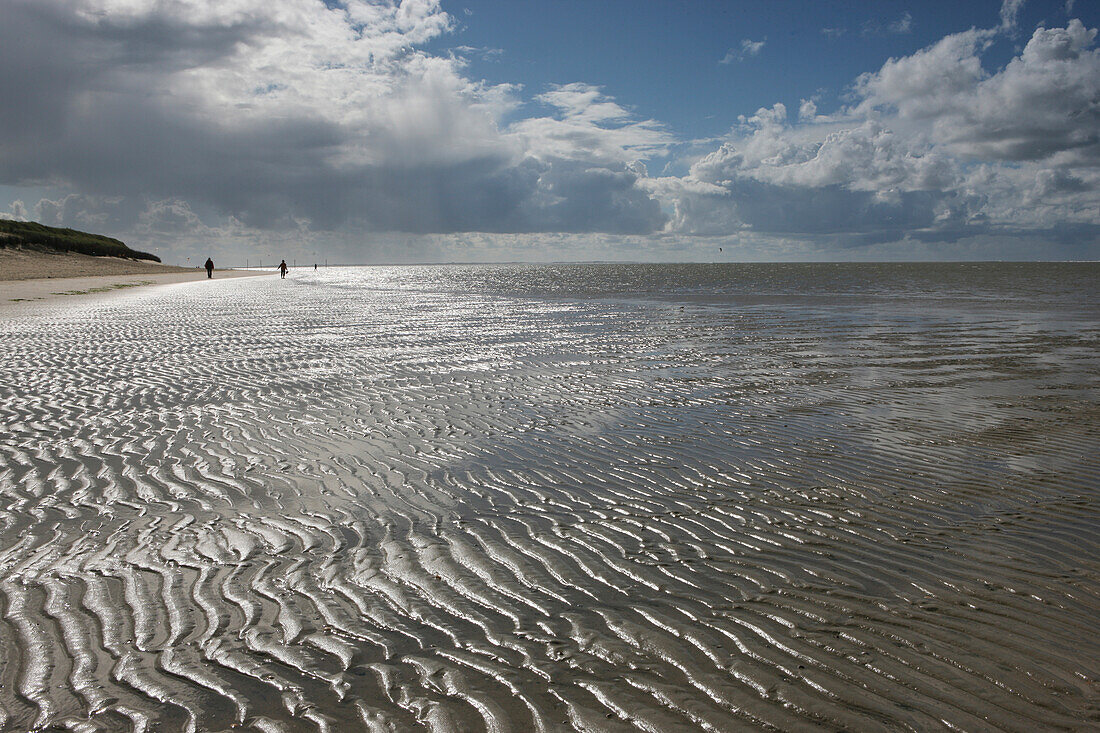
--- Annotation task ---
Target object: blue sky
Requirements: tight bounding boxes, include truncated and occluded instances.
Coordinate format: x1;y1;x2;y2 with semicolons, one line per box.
439;0;996;139
1;0;1098;263
439;0;1092;150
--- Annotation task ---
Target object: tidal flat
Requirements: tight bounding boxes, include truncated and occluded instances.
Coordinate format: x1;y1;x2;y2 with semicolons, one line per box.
0;262;1097;731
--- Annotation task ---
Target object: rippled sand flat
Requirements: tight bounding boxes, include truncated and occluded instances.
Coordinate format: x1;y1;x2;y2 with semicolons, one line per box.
1;263;1097;731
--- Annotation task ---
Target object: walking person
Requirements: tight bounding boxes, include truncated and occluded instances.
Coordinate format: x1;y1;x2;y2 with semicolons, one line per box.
205;257;214;278
279;259;288;278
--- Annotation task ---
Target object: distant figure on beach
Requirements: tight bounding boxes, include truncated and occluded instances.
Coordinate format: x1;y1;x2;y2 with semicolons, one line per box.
205;257;214;278
314;263;317;270
279;260;288;278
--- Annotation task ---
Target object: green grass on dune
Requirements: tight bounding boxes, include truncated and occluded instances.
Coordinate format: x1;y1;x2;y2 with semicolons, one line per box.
0;220;160;262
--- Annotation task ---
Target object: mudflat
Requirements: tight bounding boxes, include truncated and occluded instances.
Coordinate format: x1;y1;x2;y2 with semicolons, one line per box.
0;262;1097;731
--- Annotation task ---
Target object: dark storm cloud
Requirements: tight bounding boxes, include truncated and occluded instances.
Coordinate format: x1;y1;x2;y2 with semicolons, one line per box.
0;2;271;144
0;0;667;236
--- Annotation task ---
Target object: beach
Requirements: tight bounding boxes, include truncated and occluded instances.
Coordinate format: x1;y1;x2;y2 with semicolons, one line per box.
0;262;1097;731
0;247;200;281
0;248;268;309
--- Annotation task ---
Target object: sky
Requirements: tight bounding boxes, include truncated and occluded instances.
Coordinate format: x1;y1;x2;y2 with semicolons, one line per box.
0;0;1098;264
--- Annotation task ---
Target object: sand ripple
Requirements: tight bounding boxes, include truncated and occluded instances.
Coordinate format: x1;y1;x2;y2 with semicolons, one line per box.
1;264;1098;731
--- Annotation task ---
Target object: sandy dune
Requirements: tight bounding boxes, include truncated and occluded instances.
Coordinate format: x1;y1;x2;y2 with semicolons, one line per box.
0;247;198;280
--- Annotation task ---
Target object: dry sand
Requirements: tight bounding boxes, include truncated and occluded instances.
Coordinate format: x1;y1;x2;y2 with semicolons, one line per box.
0;247;269;309
0;246;198;280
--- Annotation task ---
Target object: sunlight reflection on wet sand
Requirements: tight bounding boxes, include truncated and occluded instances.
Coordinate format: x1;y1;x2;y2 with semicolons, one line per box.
0;263;1097;731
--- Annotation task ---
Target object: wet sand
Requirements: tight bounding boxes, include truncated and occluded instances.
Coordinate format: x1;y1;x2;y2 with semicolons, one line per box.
0;263;1097;731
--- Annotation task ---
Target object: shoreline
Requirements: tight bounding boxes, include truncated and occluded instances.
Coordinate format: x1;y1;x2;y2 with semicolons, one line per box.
0;270;271;314
0;249;272;313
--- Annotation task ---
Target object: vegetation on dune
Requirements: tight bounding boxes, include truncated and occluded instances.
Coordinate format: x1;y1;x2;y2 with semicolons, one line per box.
0;220;160;262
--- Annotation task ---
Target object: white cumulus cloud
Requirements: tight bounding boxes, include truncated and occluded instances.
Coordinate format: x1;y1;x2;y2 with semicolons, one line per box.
720;38;766;64
654;16;1100;248
0;200;28;221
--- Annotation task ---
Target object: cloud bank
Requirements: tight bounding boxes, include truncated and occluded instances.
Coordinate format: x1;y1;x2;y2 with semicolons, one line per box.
0;0;1097;260
0;0;667;240
648;17;1100;249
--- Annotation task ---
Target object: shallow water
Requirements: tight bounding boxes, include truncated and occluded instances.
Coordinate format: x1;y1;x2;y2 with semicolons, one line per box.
1;263;1098;731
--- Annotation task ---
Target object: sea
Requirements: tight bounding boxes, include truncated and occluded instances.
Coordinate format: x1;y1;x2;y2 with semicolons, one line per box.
0;262;1097;731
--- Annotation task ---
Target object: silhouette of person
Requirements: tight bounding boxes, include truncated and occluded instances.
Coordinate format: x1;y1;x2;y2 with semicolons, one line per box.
205;257;214;278
314;263;317;270
279;259;288;278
